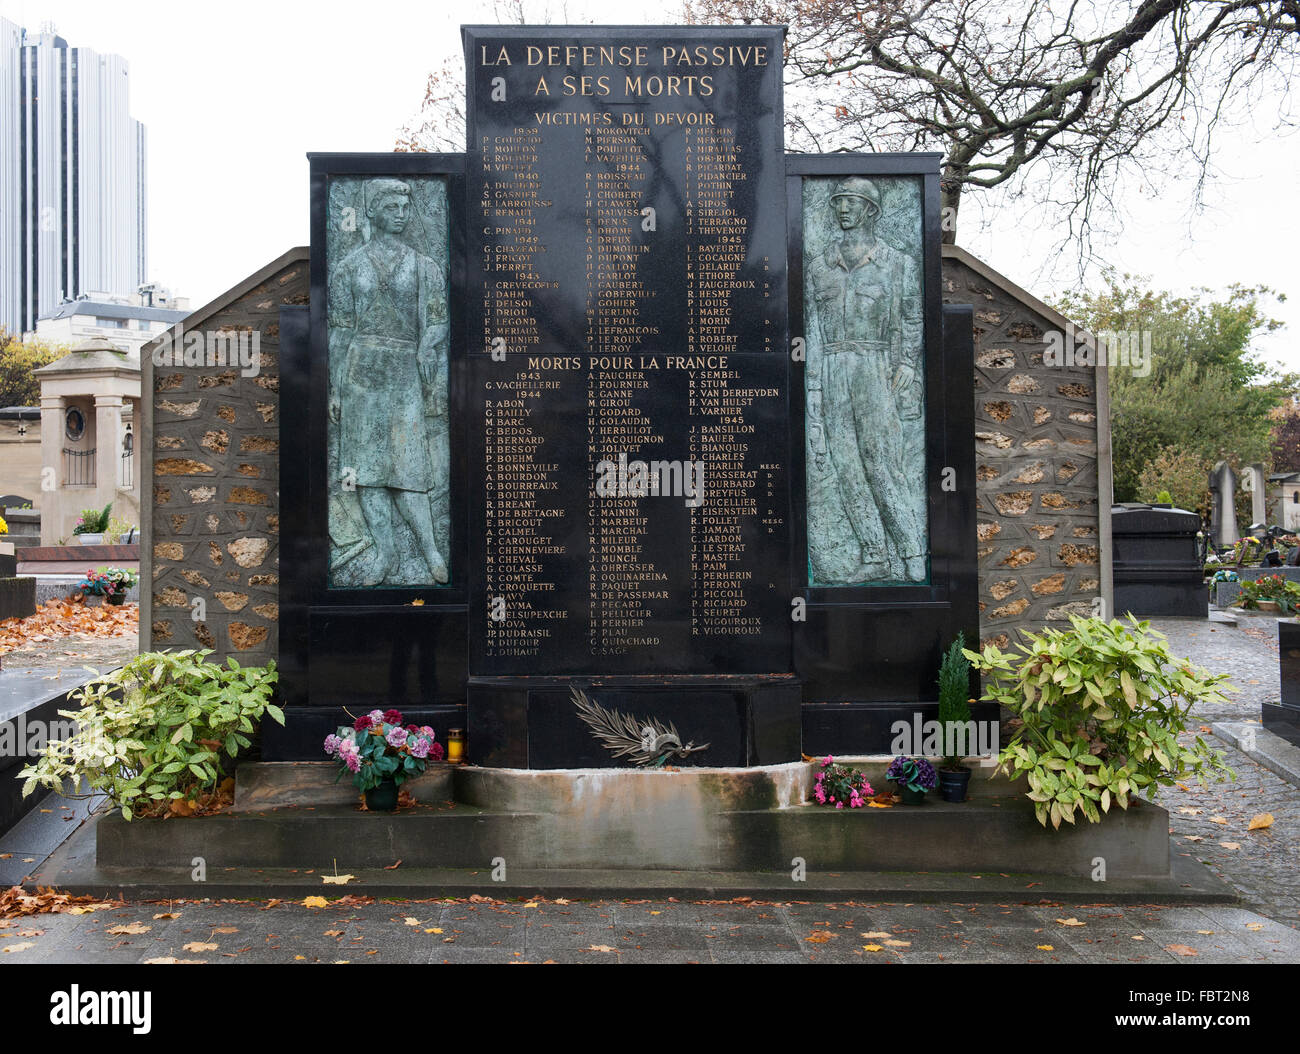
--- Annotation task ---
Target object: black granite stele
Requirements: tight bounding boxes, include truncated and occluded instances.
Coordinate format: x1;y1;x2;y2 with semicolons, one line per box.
269;24;979;766
1271;619;1300;749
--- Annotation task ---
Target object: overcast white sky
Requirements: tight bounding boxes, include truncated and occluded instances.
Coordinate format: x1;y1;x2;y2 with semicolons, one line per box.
5;0;1297;370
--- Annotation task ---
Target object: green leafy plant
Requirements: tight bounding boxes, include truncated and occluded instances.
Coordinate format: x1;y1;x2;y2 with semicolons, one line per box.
965;615;1234;829
103;516;134;544
19;650;282;820
937;632;973;770
72;502;113;535
1233;574;1300;614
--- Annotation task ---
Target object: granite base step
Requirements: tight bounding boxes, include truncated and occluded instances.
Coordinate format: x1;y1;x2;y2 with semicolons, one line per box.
92;793;1173;879
30;807;1234;904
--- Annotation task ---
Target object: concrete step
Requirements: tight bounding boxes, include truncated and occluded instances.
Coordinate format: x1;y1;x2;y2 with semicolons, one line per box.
35;807;1232;903
94;792;1173;879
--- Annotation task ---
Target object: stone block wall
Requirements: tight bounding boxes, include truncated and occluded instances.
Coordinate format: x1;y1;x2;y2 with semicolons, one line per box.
141;249;308;663
942;246;1112;650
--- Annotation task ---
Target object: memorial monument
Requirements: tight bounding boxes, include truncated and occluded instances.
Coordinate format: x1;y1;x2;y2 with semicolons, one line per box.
268;24;980;766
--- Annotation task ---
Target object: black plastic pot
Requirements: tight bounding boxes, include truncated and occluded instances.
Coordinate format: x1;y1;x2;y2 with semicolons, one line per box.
938;766;971;803
364;777;399;812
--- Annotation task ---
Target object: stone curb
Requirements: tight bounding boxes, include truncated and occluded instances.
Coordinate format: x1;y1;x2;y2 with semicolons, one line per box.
1211;721;1300;791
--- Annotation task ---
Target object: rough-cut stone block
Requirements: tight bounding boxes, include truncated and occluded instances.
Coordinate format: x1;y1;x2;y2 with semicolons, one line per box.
227;538;269;567
215;591;249;611
1058;543;1098;566
156;458;215;475
1031;572;1066;596
994;491;1032;516
990;597;1029;619
1000;546;1038;568
988;580;1018;601
229;621;269;649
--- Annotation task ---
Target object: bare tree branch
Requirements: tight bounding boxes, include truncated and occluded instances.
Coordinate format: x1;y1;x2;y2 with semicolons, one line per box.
684;0;1297;253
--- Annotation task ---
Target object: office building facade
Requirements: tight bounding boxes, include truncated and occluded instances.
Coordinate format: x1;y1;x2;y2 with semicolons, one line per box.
0;20;147;336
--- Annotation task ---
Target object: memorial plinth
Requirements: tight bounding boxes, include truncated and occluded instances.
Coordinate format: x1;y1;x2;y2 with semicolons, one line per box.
87;762;1175;883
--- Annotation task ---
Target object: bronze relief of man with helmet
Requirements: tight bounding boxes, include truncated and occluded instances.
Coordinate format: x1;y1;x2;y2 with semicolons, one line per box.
804;175;928;585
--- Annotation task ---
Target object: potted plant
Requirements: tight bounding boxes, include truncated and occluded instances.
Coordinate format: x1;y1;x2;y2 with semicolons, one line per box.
811;756;874;809
77;566;138;606
19;651;282;820
936;632;975;802
73;502;113;545
885;755;937;805
965;614;1234;828
325;708;445;811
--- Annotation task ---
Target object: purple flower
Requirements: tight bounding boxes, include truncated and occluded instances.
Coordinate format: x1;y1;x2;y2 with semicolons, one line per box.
345;753;361;773
323;734;340;756
386;726;409;748
410;738;430;759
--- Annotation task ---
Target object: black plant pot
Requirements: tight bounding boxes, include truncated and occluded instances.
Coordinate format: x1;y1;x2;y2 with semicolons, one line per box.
938;767;971;803
364;778;399;812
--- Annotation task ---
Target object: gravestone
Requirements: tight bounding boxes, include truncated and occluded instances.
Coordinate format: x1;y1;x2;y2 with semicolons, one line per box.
1244;462;1266;527
270;24;980;766
1209;461;1239;546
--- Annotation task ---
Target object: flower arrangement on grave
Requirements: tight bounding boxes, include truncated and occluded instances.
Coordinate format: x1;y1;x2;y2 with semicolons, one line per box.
885;755;937;802
324;708;445;799
77;566;138;600
812;756;874;809
72;502;112;535
1234;574;1300;614
0;515;7;535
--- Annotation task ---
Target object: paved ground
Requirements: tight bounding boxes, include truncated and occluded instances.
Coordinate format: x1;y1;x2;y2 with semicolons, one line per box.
0;629;137;674
4;895;1299;964
1145;617;1300;927
0;612;1296;965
